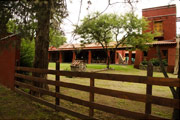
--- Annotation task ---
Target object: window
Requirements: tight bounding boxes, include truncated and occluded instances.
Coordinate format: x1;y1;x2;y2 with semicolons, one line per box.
162;50;168;57
143;51;148;57
154;21;163;37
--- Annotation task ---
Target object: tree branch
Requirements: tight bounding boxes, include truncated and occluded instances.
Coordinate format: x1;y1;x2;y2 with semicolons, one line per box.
156;45;178;98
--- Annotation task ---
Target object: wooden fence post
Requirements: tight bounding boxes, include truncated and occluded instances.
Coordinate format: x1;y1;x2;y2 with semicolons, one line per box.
55;61;60;107
89;78;95;117
145;62;153;117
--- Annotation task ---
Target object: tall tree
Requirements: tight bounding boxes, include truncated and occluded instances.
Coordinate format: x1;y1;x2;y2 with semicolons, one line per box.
0;0;67;94
49;28;67;48
31;0;67;94
75;12;113;69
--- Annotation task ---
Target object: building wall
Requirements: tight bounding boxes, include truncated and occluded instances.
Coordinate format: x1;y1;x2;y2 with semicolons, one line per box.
143;5;176;40
134;45;176;73
134;49;143;68
133;5;177;72
168;47;176;72
0;35;20;89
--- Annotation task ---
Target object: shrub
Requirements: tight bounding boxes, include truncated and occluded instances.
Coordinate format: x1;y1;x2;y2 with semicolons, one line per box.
150;58;160;66
150;58;168;66
141;60;148;65
20;39;35;67
140;58;168;66
162;59;168;66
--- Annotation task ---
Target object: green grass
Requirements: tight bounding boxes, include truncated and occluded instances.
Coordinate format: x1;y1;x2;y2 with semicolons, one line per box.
48;62;177;78
0;85;65;119
46;63;177;119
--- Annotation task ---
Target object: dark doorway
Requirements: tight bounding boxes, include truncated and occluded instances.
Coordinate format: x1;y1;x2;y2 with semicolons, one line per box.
62;51;73;63
76;50;88;63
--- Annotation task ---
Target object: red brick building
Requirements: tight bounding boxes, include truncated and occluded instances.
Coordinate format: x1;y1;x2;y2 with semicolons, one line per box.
134;4;177;73
48;4;177;73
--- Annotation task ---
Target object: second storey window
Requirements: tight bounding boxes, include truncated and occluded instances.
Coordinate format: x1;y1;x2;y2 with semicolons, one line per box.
154;21;163;37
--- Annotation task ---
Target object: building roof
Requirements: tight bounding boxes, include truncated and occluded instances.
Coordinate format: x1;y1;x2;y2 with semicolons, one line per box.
142;4;176;11
148;40;177;45
49;40;177;51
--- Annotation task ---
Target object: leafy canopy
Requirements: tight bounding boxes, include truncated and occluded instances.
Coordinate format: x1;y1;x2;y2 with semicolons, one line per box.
49;28;67;48
74;12;154;51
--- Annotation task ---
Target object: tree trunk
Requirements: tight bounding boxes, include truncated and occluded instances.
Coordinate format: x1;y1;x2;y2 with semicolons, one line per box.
172;41;180;119
107;55;110;69
31;0;51;96
156;45;179;119
105;49;110;69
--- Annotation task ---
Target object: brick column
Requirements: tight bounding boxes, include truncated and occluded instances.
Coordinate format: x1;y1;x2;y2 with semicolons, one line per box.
72;51;76;62
88;50;92;64
128;51;132;65
48;52;50;61
59;52;62;63
134;49;143;68
168;48;176;73
106;50;110;63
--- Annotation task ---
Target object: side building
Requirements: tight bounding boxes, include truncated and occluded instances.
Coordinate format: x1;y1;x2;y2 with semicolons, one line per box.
134;4;177;73
48;42;135;65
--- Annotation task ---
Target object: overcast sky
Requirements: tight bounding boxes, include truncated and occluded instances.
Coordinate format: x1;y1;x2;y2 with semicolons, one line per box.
61;0;180;43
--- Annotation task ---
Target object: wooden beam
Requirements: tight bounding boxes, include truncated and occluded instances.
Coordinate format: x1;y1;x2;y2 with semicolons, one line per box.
15;67;180;87
14;88;94;120
15;82;165;120
14;76;180;109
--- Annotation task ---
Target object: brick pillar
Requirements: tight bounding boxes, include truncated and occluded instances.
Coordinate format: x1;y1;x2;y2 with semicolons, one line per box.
48;52;50;61
134;49;143;68
122;50;125;58
59;52;62;63
88;50;92;64
106;50;110;63
128;51;132;65
72;51;76;62
167;48;176;73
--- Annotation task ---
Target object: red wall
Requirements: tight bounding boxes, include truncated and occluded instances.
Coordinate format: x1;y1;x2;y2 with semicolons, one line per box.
168;47;176;72
134;49;143;68
0;35;20;89
134;45;176;73
134;5;177;72
143;5;176;40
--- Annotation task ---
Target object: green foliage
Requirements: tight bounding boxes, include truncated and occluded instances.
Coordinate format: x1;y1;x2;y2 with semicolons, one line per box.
49;28;66;48
141;60;148;65
74;12;113;47
75;12;155;51
141;58;168;66
20;39;35;67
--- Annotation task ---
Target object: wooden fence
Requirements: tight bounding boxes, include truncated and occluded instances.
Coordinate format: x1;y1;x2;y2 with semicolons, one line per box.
14;63;180;120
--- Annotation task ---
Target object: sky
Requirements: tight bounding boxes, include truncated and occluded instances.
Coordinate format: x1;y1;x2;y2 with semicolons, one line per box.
61;0;180;43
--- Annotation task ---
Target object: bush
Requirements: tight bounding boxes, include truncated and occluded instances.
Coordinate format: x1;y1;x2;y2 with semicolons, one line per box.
162;59;168;66
150;58;160;66
20;39;35;67
141;60;148;65
140;58;168;66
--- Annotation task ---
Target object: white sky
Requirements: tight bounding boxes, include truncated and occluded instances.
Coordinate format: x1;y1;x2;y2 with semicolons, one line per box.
61;0;180;43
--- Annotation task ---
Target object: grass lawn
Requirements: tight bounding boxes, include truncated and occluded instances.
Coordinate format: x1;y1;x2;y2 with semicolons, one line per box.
0;85;65;119
46;63;177;120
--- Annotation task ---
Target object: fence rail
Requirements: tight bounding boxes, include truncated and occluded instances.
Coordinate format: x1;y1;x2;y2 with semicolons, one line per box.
14;64;180;120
